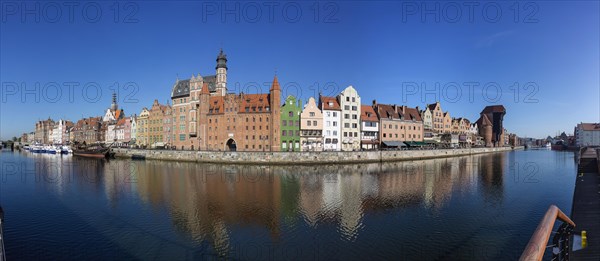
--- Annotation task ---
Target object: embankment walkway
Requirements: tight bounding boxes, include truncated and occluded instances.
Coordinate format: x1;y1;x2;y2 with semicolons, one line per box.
112;146;521;165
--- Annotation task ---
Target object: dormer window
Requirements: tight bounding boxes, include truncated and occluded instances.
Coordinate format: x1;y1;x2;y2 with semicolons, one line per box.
329;102;333;106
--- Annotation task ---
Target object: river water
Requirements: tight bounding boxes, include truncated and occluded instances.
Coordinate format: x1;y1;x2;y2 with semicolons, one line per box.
0;149;576;260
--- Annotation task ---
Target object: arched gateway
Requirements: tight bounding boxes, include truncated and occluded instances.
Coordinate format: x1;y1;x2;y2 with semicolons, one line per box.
226;139;237;151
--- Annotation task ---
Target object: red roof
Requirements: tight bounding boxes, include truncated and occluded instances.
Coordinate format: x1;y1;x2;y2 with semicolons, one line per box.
320;96;340;111
239;94;270;112
376;104;401;120
361;105;378;122
208;96;224;113
579;123;600;131
403;106;422;121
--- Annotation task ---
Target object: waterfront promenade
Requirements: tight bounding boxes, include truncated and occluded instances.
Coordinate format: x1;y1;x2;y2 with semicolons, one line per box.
571;147;600;260
113;146;521;164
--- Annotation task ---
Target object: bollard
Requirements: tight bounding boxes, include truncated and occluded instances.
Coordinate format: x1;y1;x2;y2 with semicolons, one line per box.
582;230;587;248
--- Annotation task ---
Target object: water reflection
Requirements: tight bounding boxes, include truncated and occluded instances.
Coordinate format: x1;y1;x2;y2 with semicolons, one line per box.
129;153;505;254
12;150;512;259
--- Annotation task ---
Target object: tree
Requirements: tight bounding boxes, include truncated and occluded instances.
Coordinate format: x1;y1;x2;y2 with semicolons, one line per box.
12;137;17;142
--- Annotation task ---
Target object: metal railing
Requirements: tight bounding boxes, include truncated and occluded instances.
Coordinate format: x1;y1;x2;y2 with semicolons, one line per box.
520;205;575;261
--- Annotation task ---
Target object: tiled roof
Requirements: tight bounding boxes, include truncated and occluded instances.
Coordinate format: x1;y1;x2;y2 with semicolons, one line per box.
579;123;600;131
376;104;401;120
481;105;506;114
320;96;340;111
403;106;422;121
270;76;280;91
201;82;210;94
239;94;270;113
361;105;378;122
171;76;216;99
427;102;439;111
208;96;224;113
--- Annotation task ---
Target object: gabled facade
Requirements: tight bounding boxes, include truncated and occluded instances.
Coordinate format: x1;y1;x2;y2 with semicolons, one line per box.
420;106;433;130
339;86;361;151
136;108;150;147
300;97;323;152
360;104;379;150
320;95;341;151
35;118;55;144
72;117;102;145
280;95;302;151
147;100;171;148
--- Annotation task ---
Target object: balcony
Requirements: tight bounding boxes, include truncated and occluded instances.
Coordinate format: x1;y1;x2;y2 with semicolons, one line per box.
188;122;197;137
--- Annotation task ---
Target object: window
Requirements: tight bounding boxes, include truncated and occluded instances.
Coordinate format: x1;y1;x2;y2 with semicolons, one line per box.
333;112;337;117
309;112;315;117
282;130;287;136
307;121;311;126
352;123;357;128
313;120;317;126
352;114;357;120
333;121;337;127
289;112;293;117
179;134;185;141
288;120;293;126
346;97;350;102
344;105;350;110
333;131;337;135
344;114;350;119
326;112;331;117
352;106;357;111
344;123;350;128
344;132;347;137
283;121;287;126
383;133;386;138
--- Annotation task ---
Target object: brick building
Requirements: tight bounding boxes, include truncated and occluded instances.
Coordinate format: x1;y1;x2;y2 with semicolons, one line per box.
196;75;281;151
476;105;506;147
35;118;55;144
72;117;102;145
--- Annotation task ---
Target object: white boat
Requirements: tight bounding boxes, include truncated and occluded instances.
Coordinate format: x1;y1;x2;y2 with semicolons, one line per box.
544;142;551;149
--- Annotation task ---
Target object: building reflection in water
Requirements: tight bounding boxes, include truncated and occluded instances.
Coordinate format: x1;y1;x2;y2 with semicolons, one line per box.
24;150;506;251
105;153;506;256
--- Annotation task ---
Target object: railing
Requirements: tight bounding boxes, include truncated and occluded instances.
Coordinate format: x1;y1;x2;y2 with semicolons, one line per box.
520;205;575;261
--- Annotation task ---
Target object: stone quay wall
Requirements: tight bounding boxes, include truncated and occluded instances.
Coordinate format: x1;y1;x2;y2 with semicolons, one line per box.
112;146;522;165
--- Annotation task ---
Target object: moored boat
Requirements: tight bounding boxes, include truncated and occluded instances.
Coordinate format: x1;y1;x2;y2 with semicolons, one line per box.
72;144;112;158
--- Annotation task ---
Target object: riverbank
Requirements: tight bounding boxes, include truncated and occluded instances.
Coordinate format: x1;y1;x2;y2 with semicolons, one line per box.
112;146;523;165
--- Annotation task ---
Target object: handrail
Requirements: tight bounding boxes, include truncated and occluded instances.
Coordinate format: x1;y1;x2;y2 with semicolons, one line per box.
520;205;576;261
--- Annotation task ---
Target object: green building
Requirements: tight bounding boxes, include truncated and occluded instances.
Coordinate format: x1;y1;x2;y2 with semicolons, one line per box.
280;95;302;151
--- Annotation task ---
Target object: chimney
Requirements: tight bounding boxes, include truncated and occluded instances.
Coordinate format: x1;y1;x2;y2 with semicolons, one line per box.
372;99;377;107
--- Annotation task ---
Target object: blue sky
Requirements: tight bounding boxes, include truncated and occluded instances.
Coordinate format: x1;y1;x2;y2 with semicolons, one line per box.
1;1;598;139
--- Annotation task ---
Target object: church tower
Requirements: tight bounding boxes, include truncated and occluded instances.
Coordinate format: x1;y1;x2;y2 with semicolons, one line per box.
215;49;227;96
110;92;118;112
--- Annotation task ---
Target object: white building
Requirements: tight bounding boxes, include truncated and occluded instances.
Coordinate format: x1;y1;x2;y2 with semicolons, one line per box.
360;105;379;150
130;115;137;141
338;86;361;151
106;123;117;143
320;96;341;151
420;106;433;130
50;120;71;144
575;123;600;146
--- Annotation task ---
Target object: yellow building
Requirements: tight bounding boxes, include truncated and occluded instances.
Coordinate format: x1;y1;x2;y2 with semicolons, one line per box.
136;108;150;147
